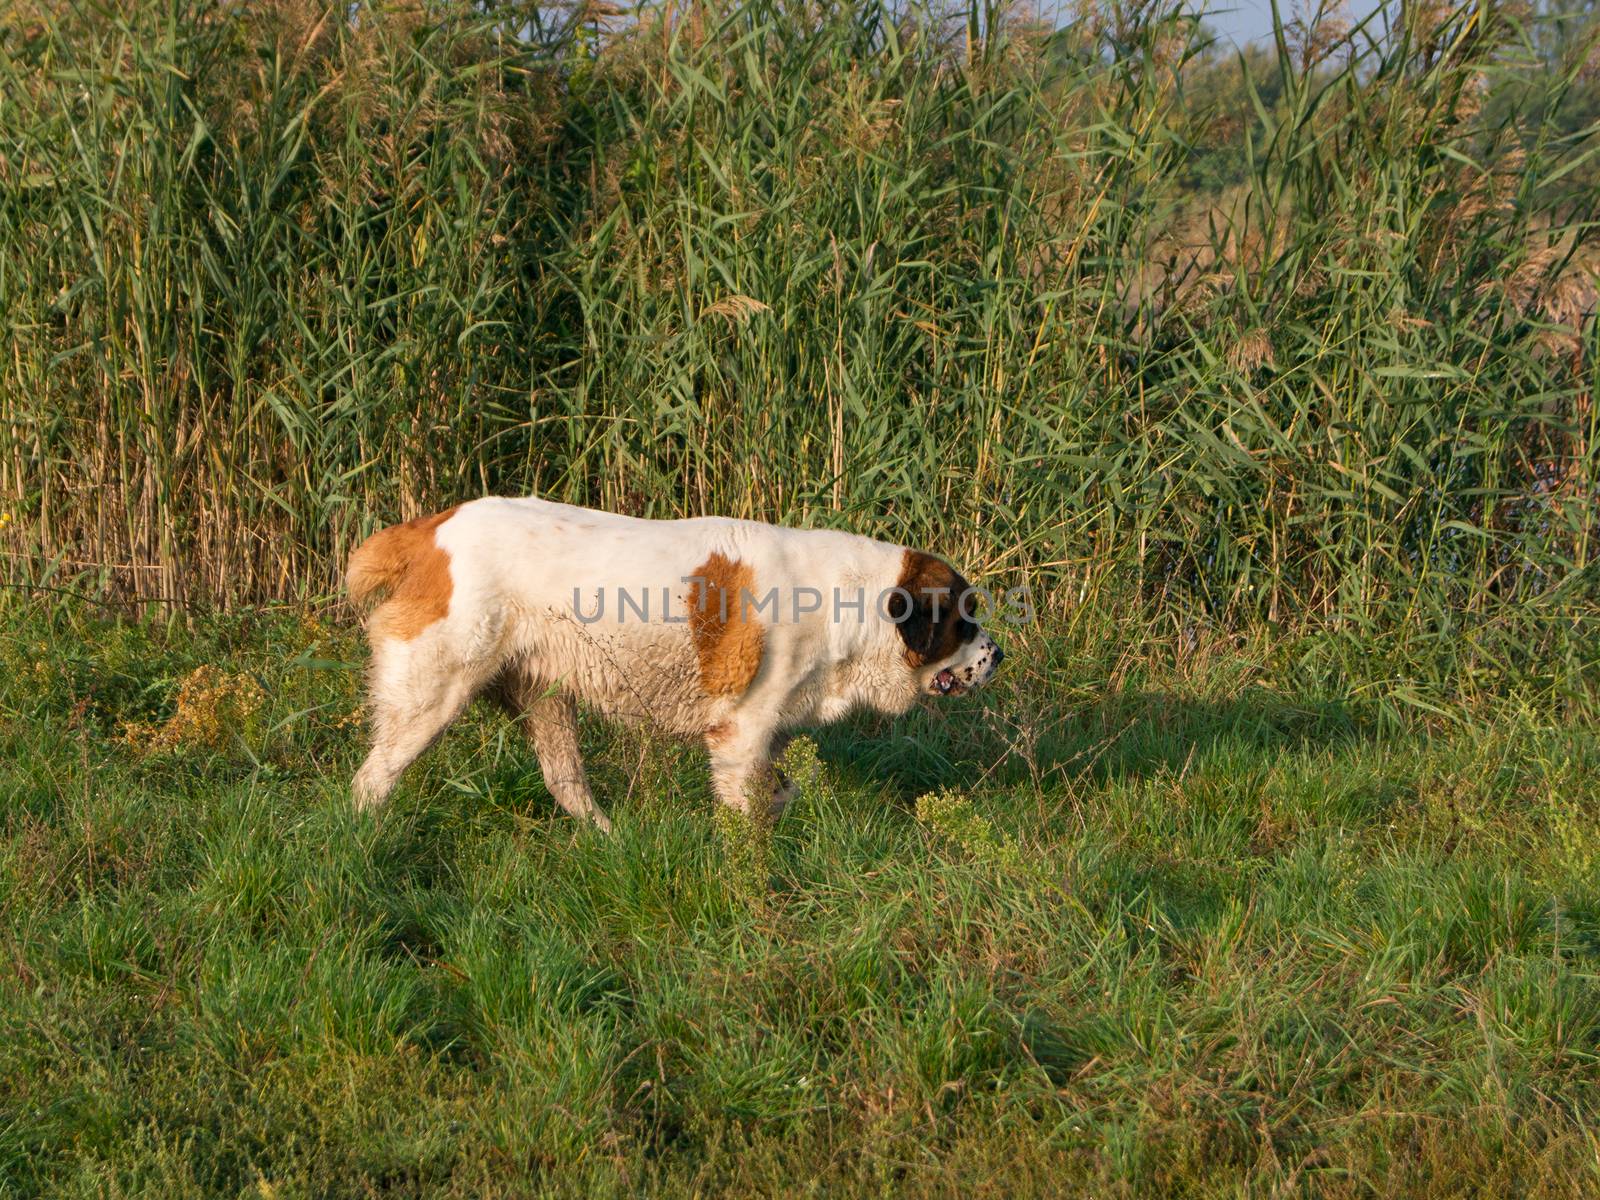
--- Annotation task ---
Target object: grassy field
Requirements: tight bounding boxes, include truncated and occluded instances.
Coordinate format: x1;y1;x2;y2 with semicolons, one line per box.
3;0;1598;1194
2;603;1598;1197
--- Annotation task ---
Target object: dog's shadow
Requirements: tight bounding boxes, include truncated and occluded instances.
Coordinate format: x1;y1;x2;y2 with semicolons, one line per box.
808;684;1371;807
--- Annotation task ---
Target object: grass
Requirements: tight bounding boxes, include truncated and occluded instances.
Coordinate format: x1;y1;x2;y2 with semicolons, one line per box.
2;0;1598;1192
2;601;1598;1197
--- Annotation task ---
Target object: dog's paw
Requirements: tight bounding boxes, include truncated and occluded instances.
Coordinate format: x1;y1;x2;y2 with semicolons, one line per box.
769;767;799;818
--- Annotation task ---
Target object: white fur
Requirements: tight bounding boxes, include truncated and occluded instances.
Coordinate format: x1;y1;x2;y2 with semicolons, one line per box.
351;496;1001;826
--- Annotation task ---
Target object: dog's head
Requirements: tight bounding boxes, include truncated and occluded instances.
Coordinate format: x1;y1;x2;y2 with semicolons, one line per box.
889;551;1004;697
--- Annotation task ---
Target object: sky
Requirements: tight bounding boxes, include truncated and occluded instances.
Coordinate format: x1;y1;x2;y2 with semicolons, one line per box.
1201;0;1389;47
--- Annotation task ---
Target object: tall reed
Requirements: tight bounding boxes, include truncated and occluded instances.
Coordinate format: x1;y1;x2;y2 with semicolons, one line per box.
1;0;1594;699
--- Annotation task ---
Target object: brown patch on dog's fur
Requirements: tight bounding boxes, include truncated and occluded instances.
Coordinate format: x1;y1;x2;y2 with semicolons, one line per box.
689;553;764;696
347;506;460;641
704;721;735;747
893;550;973;667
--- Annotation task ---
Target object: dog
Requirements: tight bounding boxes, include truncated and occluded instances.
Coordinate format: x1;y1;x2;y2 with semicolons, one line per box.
346;496;1004;830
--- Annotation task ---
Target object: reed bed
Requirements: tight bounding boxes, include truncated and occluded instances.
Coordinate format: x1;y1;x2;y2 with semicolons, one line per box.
1;0;1595;704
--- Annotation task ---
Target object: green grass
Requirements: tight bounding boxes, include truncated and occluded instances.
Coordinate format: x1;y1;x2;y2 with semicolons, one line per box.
3;1;1597;1192
3;603;1598;1197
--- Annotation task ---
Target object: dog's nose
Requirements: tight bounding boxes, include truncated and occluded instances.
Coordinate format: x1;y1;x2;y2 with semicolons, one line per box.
992;645;1005;669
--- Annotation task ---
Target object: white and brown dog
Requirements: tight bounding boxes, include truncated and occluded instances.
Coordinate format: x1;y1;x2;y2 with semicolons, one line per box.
346;496;1004;830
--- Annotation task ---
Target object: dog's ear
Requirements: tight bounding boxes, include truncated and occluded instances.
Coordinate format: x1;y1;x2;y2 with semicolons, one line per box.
892;551;968;666
888;587;938;662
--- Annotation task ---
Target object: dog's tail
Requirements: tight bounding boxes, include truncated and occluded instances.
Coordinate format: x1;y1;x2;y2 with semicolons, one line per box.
347;508;458;608
347;523;418;608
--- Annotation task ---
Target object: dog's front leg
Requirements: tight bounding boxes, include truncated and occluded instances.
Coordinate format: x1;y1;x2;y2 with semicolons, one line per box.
707;721;788;817
766;732;798;817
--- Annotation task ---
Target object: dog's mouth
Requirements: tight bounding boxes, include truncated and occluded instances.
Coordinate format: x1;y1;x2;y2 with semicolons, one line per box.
932;668;960;695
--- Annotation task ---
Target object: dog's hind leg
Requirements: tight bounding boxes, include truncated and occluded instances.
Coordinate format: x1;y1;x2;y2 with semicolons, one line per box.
528;694;611;834
352;632;492;811
492;676;610;833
